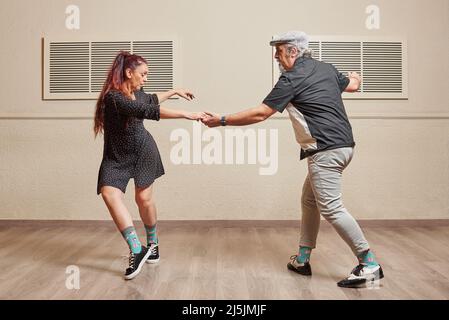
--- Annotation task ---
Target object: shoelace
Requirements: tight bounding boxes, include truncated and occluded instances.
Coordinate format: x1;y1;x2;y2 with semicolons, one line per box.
150;246;157;255
290;254;298;261
126;252;136;268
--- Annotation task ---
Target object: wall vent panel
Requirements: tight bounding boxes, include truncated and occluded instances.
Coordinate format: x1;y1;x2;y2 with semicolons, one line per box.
43;39;176;100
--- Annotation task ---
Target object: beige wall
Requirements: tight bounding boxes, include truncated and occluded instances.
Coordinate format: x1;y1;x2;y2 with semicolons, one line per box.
1;0;448;220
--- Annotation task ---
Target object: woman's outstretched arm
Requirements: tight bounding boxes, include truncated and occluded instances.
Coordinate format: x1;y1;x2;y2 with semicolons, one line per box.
155;88;204;120
156;88;195;103
160;107;205;120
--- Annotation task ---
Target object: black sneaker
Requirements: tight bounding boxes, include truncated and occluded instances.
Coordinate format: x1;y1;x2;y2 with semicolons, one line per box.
287;255;312;276
337;264;384;288
146;243;160;264
124;246;151;280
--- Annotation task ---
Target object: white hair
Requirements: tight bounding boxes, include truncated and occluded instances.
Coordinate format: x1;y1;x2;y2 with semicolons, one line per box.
285;41;313;58
277;40;313;73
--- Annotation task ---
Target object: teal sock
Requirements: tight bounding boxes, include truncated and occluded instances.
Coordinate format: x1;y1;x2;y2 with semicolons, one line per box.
121;226;142;254
357;250;379;267
144;223;158;245
296;246;312;264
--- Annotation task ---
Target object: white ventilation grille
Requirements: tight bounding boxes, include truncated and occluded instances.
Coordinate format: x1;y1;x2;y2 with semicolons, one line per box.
321;42;362;87
272;37;407;99
133;41;174;94
362;42;403;93
49;42;90;94
43;39;176;100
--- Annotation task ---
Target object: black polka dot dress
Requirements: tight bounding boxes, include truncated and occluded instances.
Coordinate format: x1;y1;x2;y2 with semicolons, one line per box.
97;89;165;194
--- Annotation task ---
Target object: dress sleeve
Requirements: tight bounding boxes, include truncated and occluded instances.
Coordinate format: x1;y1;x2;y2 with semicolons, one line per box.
104;90;161;121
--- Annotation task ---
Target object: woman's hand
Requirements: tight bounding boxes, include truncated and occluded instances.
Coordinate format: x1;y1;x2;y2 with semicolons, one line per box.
156;88;195;103
175;89;195;101
201;111;221;127
184;111;207;121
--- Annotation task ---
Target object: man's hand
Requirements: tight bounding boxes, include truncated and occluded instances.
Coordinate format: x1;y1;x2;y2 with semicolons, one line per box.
345;72;362;92
347;72;361;83
185;111;207;121
201;111;221;127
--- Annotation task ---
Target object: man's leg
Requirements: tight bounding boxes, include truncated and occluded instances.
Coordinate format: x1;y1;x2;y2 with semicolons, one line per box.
299;174;321;247
287;174;320;275
298;174;321;260
307;147;383;287
307;148;369;255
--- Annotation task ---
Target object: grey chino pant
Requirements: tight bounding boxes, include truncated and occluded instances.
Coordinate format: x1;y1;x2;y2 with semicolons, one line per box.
299;147;370;256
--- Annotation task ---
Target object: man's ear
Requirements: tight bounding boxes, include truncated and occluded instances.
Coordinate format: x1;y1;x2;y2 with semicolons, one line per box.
291;47;299;58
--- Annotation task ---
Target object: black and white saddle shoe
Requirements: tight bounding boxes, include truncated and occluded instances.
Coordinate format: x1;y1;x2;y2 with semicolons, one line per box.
337;264;384;288
287;255;312;276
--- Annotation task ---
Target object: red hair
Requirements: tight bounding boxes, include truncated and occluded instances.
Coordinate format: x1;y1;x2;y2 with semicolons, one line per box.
93;51;148;137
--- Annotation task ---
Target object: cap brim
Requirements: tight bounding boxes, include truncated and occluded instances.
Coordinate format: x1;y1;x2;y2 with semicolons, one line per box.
269;39;291;46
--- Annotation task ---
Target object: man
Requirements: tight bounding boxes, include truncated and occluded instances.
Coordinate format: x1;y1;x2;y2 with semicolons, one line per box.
202;31;384;288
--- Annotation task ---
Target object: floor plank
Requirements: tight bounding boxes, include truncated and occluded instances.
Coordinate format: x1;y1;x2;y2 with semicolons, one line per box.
0;223;448;300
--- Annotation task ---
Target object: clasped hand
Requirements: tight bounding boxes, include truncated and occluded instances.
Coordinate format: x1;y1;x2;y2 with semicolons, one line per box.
175;89;221;127
186;111;221;128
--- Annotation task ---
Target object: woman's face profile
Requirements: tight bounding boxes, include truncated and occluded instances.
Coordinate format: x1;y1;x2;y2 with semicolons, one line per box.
126;63;148;91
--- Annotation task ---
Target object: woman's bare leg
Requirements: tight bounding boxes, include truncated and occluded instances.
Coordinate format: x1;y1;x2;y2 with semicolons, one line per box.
135;184;158;245
100;186;134;231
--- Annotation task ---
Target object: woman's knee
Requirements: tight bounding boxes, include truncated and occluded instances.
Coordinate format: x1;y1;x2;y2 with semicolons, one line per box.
135;192;155;208
101;187;123;204
137;199;155;211
135;185;155;207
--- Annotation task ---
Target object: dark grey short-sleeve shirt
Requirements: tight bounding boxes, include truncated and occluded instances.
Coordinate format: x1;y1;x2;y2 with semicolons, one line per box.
263;57;355;159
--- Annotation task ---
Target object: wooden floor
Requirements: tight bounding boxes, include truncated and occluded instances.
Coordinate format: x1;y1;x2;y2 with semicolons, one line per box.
1;222;449;300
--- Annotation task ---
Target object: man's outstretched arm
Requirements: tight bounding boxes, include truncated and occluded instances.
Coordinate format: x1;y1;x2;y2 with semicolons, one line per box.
202;104;277;128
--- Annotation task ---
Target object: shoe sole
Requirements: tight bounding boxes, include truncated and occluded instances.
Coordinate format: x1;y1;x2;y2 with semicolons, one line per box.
146;257;160;264
287;262;312;276
124;249;152;280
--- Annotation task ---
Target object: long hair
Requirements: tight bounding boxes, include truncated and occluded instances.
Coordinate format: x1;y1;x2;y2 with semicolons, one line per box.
93;51;148;138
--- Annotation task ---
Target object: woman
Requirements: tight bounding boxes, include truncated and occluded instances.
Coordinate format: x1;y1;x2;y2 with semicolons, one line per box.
94;51;204;280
